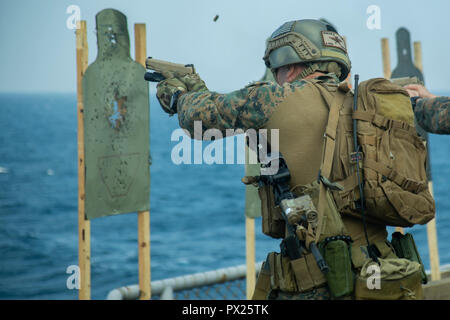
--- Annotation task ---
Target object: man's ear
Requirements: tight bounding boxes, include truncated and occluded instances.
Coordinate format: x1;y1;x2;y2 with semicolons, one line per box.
287;65;298;82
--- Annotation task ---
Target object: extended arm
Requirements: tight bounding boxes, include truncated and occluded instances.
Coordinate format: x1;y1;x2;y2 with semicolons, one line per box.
177;82;286;137
414;97;450;134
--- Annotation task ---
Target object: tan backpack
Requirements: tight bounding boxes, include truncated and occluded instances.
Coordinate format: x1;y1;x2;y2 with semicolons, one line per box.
315;78;435;227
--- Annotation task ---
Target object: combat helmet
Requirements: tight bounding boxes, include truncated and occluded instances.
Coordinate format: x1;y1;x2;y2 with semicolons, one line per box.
263;19;351;81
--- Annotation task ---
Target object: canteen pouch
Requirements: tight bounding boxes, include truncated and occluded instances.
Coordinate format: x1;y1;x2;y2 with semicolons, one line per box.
391;232;427;284
355;258;424;300
258;184;285;239
320;239;354;298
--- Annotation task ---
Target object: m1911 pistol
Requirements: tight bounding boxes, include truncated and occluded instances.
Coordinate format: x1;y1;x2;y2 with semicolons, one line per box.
144;57;195;82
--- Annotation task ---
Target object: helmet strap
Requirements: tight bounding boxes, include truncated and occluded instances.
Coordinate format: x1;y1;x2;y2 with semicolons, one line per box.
296;62;342;81
298;63;320;79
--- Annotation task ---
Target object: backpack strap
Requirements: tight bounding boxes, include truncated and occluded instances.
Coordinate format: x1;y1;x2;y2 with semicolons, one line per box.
364;159;427;194
352;110;417;135
308;81;348;246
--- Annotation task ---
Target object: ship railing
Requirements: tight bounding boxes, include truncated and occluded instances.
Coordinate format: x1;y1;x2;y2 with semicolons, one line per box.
106;261;263;300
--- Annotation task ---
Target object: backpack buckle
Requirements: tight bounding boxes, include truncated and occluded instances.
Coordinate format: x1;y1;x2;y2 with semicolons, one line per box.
401;179;424;194
350;151;363;165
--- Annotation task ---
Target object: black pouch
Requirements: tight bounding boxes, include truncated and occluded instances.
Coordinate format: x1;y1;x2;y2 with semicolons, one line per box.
391;232;427;284
320;239;354;298
258;185;285;238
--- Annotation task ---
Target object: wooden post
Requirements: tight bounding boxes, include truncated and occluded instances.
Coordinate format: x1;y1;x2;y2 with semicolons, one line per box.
381;38;391;79
76;20;91;300
426;184;441;281
134;23;151;300
245;216;256;300
381;37;405;234
413;41;423;72
244;144;256;300
413;41;441;281
137;210;151;299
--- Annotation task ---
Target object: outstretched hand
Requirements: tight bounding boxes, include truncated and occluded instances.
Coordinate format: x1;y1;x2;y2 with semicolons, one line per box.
404;84;437;99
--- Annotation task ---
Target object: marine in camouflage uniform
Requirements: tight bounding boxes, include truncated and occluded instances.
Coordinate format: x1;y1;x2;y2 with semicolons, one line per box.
414;97;450;134
163;75;341;302
156;19;390;300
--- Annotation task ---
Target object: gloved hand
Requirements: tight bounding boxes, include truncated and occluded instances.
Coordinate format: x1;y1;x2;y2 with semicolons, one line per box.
156;71;208;115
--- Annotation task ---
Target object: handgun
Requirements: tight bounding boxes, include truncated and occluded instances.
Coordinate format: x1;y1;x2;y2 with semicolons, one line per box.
144;57;195;82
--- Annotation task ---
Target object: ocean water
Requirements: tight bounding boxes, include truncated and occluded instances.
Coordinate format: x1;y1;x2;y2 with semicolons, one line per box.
0;92;449;300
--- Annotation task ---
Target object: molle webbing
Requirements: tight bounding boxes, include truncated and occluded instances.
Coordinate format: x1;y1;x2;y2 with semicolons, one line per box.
298;63;319;79
352;110;417;134
363;159;426;194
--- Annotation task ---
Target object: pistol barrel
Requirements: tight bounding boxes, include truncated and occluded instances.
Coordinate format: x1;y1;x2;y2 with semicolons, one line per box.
145;57;195;75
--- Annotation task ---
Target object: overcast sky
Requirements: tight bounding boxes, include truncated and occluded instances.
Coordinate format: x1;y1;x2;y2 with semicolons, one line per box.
1;0;449;94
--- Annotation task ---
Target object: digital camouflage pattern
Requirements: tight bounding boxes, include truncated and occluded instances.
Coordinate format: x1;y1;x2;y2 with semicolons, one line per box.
414;97;450;134
175;73;340;136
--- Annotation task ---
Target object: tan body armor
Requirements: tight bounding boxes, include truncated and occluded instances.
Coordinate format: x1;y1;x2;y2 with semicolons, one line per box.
262;78;388;245
254;76;426;300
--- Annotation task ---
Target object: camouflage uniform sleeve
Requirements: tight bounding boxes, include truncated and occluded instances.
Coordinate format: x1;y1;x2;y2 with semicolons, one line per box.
176;81;289;138
414;97;450;134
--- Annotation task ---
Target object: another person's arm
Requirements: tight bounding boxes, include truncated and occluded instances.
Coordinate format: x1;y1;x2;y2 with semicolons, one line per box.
404;84;437;99
404;84;450;134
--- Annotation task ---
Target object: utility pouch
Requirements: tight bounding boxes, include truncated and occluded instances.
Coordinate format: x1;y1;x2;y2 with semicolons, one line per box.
252;259;271;300
267;251;327;293
391;232;427;284
265;252;297;292
276;253;298;292
258;184;285;239
320;239;354;298
290;252;327;292
355;258;424;300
